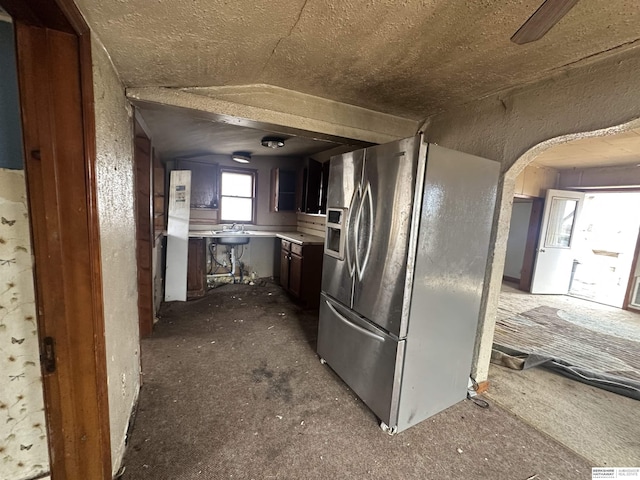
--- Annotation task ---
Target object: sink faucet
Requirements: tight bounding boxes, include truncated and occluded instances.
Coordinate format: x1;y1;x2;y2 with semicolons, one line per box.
222;223;245;232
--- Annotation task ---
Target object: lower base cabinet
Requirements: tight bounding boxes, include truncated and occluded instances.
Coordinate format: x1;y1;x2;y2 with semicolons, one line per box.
187;238;206;298
280;239;323;308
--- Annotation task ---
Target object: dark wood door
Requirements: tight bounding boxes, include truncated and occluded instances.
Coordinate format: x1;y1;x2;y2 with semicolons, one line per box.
289;252;303;297
280;247;290;290
134;117;154;336
11;7;112;478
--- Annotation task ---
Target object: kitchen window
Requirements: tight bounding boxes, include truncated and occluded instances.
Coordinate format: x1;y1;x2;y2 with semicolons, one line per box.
219;168;257;223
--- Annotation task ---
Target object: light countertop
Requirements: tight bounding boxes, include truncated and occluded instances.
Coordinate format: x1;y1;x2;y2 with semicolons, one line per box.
186;229;324;246
276;232;324;246
188;230;279;238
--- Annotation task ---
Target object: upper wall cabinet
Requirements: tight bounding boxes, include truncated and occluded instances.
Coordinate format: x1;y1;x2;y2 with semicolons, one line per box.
175;158;219;209
271;168;298;212
302;158;330;214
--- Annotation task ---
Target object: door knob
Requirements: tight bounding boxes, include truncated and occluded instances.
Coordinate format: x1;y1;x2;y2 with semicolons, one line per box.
540;249;546;253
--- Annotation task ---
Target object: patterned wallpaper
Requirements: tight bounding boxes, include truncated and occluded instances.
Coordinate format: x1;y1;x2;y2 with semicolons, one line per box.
0;168;50;479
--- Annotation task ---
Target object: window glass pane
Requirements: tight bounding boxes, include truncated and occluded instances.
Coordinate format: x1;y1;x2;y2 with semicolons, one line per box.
220;197;253;221
545;198;578;248
221;172;252;197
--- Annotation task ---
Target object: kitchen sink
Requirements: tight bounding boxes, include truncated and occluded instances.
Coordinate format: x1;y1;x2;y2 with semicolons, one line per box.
212;231;251;245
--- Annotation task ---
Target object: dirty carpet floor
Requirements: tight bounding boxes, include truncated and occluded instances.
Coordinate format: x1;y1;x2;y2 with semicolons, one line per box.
122;282;592;480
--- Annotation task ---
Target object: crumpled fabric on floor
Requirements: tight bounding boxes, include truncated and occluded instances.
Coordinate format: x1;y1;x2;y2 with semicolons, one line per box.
491;344;640;401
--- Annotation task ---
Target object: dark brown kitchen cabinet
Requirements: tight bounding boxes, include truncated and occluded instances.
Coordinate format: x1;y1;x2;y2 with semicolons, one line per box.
271;168;298;211
187;238;207;298
288;250;303;297
280;241;291;291
175;158;219;209
280;240;323;308
302;159;330;214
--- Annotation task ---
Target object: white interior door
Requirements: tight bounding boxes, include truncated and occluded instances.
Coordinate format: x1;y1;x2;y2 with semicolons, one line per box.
530;189;585;294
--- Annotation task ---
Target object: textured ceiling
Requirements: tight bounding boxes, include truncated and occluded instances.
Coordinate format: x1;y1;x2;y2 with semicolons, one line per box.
77;0;640;120
533;127;640;170
141;107;640;168
139;107;343;160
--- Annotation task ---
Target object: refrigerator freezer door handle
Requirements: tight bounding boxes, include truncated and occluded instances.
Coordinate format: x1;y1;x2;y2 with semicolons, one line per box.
325;300;384;341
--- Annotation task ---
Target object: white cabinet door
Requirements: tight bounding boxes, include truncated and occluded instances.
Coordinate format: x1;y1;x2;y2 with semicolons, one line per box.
530;189;585;294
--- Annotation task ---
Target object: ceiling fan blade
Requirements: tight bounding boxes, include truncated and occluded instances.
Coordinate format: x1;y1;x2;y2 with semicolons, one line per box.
511;0;580;45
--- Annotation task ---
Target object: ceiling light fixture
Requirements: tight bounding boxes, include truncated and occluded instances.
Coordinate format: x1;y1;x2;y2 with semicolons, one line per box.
231;152;251;164
261;136;285;149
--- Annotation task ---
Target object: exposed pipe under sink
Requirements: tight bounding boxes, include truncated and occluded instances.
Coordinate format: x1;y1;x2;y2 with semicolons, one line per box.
210;245;237;278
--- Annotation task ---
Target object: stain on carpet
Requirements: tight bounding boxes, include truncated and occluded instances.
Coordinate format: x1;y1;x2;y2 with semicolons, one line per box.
252;361;294;402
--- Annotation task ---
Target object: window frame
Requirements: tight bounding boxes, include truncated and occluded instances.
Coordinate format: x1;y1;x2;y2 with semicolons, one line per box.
219;166;258;224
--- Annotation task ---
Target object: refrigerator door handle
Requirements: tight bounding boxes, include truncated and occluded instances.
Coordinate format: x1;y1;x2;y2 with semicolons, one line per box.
324;300;384;342
345;189;359;277
355;182;373;280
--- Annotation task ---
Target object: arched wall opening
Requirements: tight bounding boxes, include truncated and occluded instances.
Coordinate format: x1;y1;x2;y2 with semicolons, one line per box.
478;118;640;384
422;44;640;384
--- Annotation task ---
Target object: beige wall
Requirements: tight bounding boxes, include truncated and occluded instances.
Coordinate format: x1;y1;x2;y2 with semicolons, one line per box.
424;45;640;383
92;36;140;475
514;164;558;197
558;164;640;189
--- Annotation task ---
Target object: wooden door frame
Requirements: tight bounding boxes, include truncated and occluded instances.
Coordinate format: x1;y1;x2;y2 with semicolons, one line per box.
134;113;155;337
623;226;640;311
1;0;112;478
519;196;544;292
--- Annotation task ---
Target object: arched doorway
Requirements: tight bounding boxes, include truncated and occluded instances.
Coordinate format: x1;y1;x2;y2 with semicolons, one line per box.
488;121;640;467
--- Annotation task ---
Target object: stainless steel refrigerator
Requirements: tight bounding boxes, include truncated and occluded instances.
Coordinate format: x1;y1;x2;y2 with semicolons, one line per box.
318;135;499;433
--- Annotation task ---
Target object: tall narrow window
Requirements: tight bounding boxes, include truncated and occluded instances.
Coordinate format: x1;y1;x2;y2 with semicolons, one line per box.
219;168;256;223
544;197;578;248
